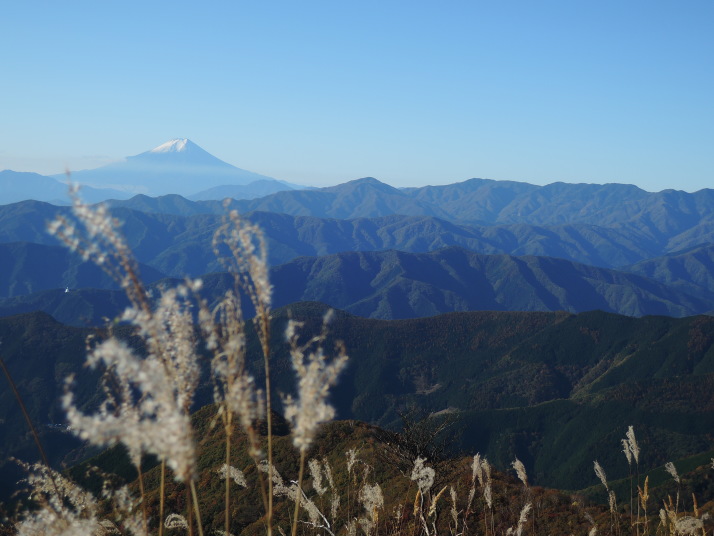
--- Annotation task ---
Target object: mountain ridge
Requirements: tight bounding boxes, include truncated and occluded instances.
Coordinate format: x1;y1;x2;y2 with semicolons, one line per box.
97;177;714;239
267;246;711;318
224;176;714;227
1;245;710;324
2;198;712;274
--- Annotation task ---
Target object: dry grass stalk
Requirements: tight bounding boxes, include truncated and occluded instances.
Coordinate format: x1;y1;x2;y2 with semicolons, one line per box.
37;185;352;536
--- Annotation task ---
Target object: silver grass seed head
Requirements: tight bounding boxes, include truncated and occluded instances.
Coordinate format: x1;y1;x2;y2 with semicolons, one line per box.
472;453;483;486
225;373;265;449
18;461;98;516
483;482;493;509
410;457;436;494
659;509;667;526
322;457;335;489
593;460;608;490
664;461;680;483
512;457;528;487
64;337;197;482
359;483;384;522
258;461;281;484
626;425;640;464
15;512;103;536
164;513;188;529
283;321;348;452
323;308;335;325
481;458;492;482
450;486;458;525
346;448;359;474
309;458;327;496
516;503;532;536
621;438;632;466
14;462;103;536
466;487;476;510
608;490;617;514
217;464;247;488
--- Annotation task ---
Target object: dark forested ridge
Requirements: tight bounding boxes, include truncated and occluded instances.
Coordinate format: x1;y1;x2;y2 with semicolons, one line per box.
267;247;712;318
2;306;713;494
624;243;714;301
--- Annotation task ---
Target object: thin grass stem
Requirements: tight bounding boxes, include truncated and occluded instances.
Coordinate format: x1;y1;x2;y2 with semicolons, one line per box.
291;450;307;536
136;461;148;535
260;317;274;536
190;479;205;536
225;415;232;536
159;461;166;536
187;486;194;536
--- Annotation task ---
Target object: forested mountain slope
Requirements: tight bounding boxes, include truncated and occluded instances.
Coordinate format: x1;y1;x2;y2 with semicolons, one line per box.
2;306;713;492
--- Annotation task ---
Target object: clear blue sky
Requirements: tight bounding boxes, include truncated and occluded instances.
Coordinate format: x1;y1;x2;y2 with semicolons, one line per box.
1;1;712;191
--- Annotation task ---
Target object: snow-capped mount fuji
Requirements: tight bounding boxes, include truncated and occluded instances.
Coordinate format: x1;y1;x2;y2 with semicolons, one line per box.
58;138;290;197
151;138;191;153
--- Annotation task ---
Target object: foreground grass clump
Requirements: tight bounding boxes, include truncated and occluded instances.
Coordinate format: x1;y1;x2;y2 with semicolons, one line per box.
7;186;347;536
4;185;714;536
58;414;609;536
11;411;714;536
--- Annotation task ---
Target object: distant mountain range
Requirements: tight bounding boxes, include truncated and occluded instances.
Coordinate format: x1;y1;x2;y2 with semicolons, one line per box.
2;139;714;319
2;196;714;309
0;139;302;204
1;244;711;325
99;177;714;255
215;177;714;229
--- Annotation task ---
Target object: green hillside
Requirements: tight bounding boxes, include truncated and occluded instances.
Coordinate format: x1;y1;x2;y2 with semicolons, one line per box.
2;305;713;498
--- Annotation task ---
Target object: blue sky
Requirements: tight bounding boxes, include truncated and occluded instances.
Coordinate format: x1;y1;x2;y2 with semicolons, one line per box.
1;1;712;191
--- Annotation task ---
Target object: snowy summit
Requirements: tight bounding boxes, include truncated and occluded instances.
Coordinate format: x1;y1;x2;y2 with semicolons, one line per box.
150;138;189;153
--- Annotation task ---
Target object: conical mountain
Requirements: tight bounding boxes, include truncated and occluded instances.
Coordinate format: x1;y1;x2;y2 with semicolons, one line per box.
62;138;281;196
132;138;236;168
